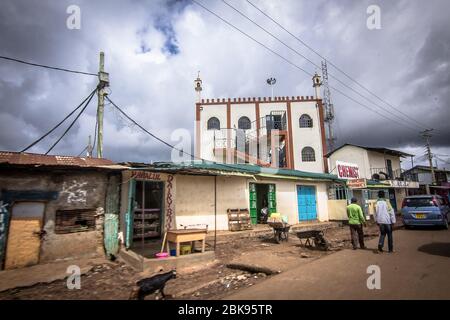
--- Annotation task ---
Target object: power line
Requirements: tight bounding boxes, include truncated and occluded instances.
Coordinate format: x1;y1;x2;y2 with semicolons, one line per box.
220;0;421;132
245;0;431;131
0;55;98;76
192;0;418;133
45;89;96;155
191;0;311;74
106;96;195;158
77;146;88;157
21;87;98;152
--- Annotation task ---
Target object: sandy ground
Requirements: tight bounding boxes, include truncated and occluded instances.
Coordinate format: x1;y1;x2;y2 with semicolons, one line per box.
225;227;450;300
0;223;383;300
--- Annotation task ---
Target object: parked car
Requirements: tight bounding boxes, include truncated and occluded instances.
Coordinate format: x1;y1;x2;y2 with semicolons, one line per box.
401;195;449;229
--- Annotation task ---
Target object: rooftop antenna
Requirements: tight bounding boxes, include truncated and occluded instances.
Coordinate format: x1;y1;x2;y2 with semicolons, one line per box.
321;60;336;151
266;77;276;99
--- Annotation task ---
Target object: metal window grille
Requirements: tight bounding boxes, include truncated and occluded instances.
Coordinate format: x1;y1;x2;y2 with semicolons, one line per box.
299;114;313;128
301;147;316;162
238;116;251;130
55;209;96;234
207;117;220;130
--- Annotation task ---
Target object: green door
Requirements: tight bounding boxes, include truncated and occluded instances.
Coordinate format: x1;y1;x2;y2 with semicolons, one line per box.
125;179;136;249
249;183;257;224
268;184;277;214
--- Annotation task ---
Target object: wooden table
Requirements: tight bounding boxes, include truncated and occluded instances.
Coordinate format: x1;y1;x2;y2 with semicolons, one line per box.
166;229;207;257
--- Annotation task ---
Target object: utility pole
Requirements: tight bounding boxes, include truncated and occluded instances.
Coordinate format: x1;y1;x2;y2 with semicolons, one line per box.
421;129;435;194
97;52;109;158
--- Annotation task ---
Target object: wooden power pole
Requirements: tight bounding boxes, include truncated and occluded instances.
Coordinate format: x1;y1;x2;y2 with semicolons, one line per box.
97;52;109;158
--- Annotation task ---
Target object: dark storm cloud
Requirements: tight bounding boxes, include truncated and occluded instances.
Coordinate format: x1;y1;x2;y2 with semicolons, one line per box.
0;0;448;166
315;0;450;160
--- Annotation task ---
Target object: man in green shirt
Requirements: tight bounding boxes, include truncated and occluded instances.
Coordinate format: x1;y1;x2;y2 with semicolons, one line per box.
347;197;367;250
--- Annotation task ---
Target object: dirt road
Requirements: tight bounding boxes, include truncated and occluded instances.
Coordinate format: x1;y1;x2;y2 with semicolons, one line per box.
225;227;450;299
0;223;382;300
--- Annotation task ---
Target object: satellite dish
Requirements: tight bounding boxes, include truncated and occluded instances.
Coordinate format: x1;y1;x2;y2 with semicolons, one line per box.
266;78;276;85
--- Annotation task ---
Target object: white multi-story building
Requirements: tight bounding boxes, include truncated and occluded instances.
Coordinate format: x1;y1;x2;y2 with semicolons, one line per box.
194;74;328;174
326;143;418;214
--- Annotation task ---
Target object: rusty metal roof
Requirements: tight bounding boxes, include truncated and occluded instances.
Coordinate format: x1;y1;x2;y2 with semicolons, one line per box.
0;151;117;168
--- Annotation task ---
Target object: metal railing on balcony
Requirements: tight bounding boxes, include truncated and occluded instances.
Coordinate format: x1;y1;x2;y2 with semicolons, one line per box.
370;167;418;182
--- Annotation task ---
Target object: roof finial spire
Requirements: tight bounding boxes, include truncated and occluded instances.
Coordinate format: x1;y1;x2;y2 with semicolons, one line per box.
194;71;203;103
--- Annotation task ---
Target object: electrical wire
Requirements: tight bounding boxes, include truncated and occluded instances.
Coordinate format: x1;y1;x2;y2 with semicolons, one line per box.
45;89;96;155
219;0;421;132
106;96;194;156
245;0;432;131
0;55;97;76
77;146;88;157
20;87;98;152
192;0;418;133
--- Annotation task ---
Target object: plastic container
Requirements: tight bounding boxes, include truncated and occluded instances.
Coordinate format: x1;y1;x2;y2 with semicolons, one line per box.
170;249;176;256
180;244;192;255
155;252;169;259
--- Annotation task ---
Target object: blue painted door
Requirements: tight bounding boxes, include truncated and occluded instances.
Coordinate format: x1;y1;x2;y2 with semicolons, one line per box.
297;186;317;221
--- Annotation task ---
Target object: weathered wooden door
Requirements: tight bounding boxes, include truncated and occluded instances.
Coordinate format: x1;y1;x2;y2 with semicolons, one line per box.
5;202;45;269
0;201;10;270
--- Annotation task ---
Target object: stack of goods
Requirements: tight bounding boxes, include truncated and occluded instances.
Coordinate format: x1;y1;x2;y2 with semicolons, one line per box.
227;208;253;231
267;212;288;224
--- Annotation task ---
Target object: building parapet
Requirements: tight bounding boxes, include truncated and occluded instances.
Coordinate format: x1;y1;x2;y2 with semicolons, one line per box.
198;96;318;105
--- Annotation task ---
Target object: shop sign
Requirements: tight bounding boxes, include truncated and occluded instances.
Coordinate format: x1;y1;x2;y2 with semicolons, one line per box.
388;180;419;189
336;161;360;179
131;171;161;181
347;178;367;189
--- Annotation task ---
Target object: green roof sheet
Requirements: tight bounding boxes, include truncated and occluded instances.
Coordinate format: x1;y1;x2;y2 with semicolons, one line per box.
135;161;343;182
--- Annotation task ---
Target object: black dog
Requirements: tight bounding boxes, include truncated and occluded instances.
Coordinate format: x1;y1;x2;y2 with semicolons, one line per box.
129;270;176;300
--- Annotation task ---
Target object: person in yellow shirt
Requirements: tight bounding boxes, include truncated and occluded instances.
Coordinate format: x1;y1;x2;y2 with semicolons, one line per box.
347;197;367;250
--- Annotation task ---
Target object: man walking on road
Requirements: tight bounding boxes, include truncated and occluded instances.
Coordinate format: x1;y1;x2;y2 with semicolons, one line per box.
347;197;366;250
375;190;396;253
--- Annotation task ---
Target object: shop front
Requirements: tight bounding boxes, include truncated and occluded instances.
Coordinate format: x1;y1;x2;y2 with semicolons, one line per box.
120;170;175;258
347;178;419;216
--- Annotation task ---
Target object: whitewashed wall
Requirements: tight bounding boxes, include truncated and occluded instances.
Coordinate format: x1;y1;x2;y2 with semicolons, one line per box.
199;104;227;162
198;100;325;173
174;173;330;230
291;101;324;173
328;145;371;178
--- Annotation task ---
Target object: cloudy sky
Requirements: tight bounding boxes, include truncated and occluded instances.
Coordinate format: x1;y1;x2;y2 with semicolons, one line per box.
0;0;449;169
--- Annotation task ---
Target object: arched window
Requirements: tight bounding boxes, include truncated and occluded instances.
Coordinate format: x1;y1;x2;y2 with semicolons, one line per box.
238;116;251;130
301;147;316;162
207;117;220;130
299;114;313;128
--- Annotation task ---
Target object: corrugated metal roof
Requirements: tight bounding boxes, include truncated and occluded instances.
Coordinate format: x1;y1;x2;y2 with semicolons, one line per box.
0;151;116;168
326;143;413;158
136;161;343;182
